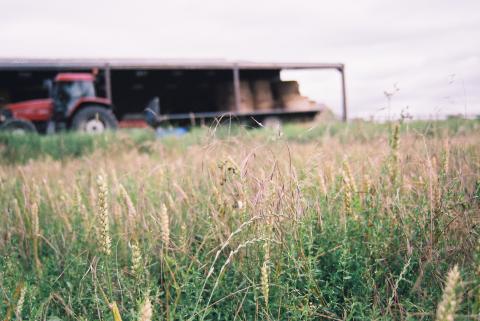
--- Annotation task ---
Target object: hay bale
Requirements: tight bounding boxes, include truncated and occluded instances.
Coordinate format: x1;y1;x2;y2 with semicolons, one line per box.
273;81;309;110
252;80;274;110
215;81;254;112
274;81;301;98
273;80;320;110
283;96;318;110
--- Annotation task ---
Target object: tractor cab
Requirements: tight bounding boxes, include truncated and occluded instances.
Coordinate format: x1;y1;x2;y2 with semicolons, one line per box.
51;73;96;122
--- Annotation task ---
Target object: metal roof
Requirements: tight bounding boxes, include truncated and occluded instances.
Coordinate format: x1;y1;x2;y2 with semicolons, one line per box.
0;58;344;70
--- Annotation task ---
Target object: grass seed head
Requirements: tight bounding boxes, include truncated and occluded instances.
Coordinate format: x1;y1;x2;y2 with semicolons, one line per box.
342;163;354;219
96;173;111;256
159;203;170;247
342;159;357;193
131;241;143;278
436;265;462;321
119;184;137;221
31;202;42;273
138;297;153;321
15;285;27;321
389;122;400;184
261;240;270;307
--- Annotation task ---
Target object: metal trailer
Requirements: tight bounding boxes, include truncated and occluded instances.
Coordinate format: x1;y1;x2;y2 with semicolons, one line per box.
0;59;348;127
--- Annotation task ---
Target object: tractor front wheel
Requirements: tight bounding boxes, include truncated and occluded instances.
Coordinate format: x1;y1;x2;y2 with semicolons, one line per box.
71;106;118;133
0;119;37;134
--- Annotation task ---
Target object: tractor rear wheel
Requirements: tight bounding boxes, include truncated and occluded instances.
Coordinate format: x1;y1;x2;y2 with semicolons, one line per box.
0;119;37;134
71;106;118;133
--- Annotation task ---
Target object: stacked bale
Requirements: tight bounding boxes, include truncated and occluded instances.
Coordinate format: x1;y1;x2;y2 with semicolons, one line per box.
215;81;254;112
252;80;274;111
273;80;317;110
215;79;318;112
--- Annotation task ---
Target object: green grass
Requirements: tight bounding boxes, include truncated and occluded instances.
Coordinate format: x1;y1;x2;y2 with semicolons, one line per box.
1;119;477;165
0;119;479;320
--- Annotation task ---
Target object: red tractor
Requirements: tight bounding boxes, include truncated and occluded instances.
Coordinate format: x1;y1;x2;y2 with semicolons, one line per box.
0;73;118;133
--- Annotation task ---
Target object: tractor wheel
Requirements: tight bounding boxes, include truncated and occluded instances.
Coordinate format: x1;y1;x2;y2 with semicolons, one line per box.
0;119;37;134
71;106;118;133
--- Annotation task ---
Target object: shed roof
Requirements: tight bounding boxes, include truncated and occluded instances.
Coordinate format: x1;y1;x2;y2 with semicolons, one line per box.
0;58;343;70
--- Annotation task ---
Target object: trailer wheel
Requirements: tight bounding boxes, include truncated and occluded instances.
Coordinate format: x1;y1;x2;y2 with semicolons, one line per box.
71;106;118;133
0;119;37;134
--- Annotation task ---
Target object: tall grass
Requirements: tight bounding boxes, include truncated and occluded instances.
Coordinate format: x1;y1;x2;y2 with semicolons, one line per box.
0;119;479;320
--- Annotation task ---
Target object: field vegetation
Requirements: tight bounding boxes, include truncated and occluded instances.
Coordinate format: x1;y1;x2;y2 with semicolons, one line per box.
0;118;479;320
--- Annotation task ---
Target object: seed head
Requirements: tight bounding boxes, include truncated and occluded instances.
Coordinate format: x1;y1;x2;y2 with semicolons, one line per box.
342;159;357;193
261;241;270;307
31;202;39;237
97;174;111;256
31;202;42;273
389;122;400;184
119;184;137;221
440;140;450;178
131;241;143;277
15;285;27;321
138;297;153;321
436;265;462;321
159;203;170;247
342;168;353;219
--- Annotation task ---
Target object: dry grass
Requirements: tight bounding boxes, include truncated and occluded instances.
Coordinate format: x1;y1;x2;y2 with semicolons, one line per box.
0;119;479;320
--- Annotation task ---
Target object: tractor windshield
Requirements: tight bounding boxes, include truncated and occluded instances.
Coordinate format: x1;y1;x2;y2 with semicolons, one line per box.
52;81;96;116
53;81;95;100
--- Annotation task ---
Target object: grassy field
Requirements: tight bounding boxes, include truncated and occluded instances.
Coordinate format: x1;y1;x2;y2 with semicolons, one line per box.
0;119;479;320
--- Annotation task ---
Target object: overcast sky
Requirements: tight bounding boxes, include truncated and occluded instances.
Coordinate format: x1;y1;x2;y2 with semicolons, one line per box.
1;0;479;119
